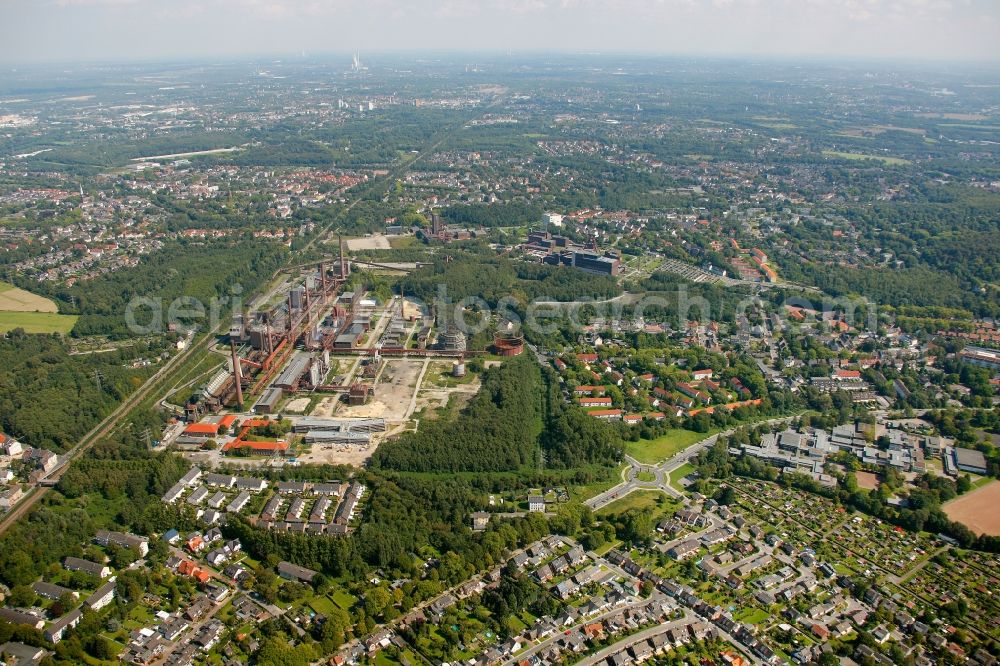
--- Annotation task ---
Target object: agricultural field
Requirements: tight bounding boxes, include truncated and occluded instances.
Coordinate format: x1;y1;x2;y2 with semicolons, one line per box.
943;479;1000;536
0;281;59;311
0;310;78;334
821;150;911;165
0;281;77;333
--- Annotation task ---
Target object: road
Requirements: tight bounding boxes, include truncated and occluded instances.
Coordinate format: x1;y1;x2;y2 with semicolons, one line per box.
572;615;696;666
0;330;207;536
502;599;672;666
584;415;804;512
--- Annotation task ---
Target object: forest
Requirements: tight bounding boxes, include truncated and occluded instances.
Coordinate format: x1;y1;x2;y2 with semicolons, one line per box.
371;355;544;473
372;356;625;473
0;331;154;452
439;201;544;228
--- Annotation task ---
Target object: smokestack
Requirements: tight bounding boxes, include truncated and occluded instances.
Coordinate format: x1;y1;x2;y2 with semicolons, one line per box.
339;234;347;278
288;292;295;333
230;338;244;409
319;261;326;291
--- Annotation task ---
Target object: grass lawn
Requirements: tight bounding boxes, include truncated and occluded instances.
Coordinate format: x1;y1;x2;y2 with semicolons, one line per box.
970;475;994;490
822;150;910;165
506;615;527;633
626;428;717;464
388;235;421;249
735;607;771;624
668;463;695;492
596;490;677;518
568;462;629;503
592;539;620;557
330;589;357;611
309;595;338;615
636;470;656;483
0;310;78;334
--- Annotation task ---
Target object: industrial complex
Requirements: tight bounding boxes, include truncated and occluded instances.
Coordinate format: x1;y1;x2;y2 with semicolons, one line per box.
163;236;520;468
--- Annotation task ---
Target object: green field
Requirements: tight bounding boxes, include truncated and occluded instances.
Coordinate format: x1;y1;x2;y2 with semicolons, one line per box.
821;150;910;165
330;589;357;611
388;234;421;249
0;310;78;334
596;490;676;517
668;463;696;492
625;428;716;464
308;595;338;615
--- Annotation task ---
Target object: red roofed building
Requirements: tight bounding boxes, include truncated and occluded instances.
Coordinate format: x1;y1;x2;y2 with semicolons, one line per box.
588;409;623;420
221;440;289;456
576;353;598;363
217;414;238;434
834;369;861;380
184;422;220;438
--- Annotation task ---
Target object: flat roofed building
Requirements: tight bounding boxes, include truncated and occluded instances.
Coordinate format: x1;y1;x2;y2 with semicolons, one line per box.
955;447;988;475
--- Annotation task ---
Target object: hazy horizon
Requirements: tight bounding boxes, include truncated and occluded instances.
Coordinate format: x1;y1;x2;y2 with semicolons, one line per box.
2;0;999;66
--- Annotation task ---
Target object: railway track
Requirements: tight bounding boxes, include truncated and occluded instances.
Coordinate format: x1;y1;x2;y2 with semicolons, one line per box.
0;329;220;536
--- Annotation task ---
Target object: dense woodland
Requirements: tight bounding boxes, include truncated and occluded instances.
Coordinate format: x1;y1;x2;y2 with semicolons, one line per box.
439;202;544;228
372;356;625;473
371;355;543;473
0;331;153;451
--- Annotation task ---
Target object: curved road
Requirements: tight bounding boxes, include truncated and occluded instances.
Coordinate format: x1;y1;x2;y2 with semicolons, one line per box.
585;415;803;512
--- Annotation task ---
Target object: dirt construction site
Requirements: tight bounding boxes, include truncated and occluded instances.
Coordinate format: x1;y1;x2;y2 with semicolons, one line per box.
303;357;481;466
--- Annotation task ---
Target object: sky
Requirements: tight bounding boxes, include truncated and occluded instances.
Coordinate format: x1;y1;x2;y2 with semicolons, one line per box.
1;0;999;64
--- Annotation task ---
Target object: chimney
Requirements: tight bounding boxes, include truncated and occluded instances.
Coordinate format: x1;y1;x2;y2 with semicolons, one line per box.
230;338;244;409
